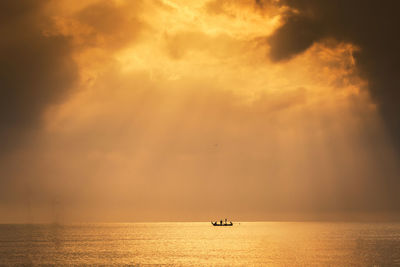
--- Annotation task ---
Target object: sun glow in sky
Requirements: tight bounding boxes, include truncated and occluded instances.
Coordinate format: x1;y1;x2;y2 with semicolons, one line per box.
1;0;399;222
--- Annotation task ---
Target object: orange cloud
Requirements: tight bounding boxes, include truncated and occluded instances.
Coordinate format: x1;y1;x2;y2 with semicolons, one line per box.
0;0;398;223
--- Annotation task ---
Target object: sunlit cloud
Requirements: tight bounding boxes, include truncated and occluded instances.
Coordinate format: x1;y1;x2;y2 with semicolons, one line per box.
0;0;398;223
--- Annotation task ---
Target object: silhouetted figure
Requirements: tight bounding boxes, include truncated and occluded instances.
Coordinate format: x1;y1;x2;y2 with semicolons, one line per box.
211;219;233;226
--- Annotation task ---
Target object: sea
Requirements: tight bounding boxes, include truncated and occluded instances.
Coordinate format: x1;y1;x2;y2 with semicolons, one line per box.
0;222;399;266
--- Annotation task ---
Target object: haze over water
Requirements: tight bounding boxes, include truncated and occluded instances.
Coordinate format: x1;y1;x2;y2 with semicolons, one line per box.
2;1;400;265
1;222;400;266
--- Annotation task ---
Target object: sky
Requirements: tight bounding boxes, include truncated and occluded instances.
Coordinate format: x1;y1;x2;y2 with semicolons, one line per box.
1;0;399;223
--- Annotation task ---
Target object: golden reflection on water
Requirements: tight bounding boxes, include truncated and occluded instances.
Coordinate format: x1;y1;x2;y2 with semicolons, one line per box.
0;222;399;265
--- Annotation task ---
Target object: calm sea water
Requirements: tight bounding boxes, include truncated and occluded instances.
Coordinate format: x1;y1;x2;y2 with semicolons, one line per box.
0;222;399;266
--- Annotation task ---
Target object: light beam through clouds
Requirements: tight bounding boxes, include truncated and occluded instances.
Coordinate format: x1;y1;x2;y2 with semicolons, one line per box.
0;0;399;223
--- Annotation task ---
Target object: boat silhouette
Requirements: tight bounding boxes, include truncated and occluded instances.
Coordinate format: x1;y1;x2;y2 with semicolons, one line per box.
211;219;233;226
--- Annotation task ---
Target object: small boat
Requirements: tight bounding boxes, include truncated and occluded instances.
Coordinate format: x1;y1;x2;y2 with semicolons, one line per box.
211;219;233;226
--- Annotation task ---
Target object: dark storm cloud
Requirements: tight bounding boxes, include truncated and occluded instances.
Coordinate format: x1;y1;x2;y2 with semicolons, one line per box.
267;0;400;151
0;0;77;152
